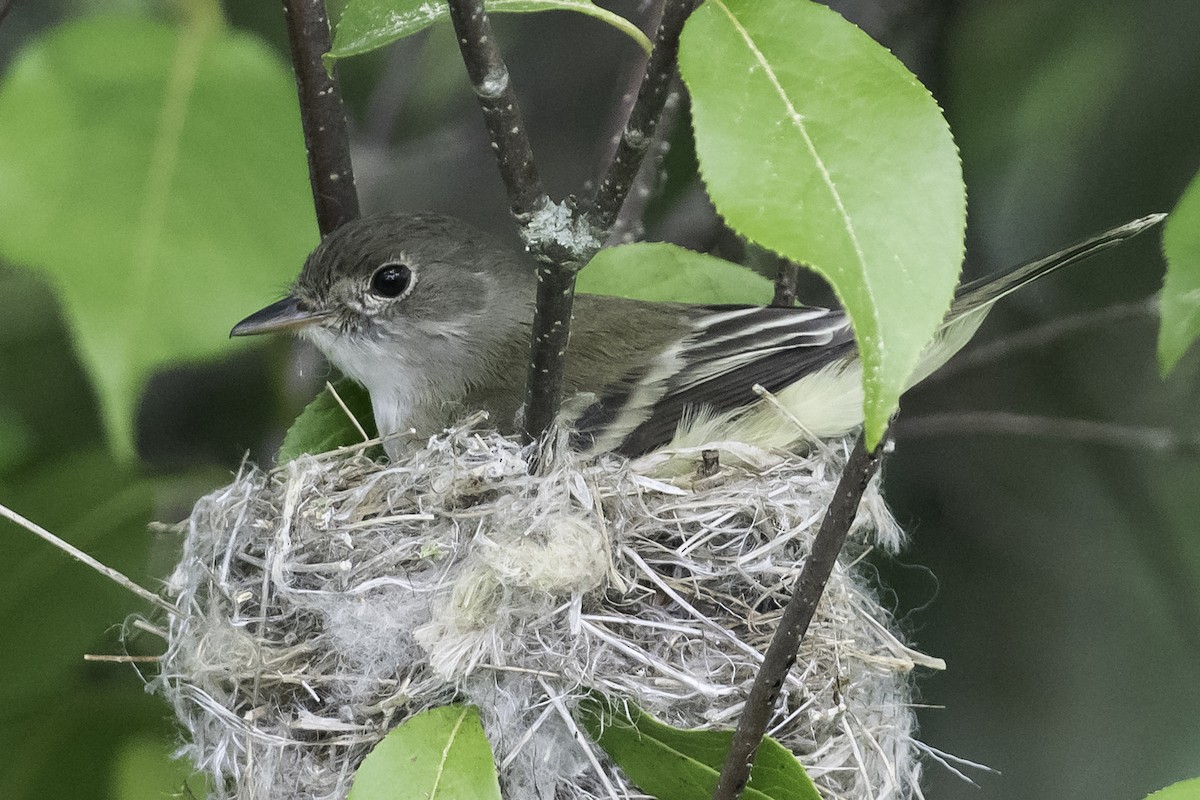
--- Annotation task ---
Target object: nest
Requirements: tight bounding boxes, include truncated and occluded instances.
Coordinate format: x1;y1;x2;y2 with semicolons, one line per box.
150;415;944;800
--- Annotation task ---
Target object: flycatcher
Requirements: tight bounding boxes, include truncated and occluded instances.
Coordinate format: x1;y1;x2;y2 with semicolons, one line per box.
231;212;1162;456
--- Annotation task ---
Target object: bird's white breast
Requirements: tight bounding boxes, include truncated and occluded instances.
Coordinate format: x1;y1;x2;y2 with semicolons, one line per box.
302;327;418;438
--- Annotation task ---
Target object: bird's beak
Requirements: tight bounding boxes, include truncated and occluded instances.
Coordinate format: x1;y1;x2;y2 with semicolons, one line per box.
230;296;329;337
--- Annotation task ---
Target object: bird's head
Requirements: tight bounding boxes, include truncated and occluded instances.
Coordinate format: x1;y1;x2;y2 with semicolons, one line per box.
231;212;536;392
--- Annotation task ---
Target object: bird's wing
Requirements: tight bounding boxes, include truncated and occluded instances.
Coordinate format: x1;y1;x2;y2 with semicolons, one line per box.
570;214;1167;456
573;304;856;455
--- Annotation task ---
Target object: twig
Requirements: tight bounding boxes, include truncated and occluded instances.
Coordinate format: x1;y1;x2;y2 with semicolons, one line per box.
325;380;370;442
0;503;179;616
84;654;163;663
608;81;684;245
895;411;1200;455
711;430;887;800
280;0;360;235
584;0;700;232
922;298;1158;384
593;1;666;244
446;0;549;219
771;259;801;308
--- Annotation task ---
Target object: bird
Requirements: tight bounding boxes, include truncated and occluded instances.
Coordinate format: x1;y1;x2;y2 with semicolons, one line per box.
231;212;1163;457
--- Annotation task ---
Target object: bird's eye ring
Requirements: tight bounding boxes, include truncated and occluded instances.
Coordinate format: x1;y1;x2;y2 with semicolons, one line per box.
370;263;412;298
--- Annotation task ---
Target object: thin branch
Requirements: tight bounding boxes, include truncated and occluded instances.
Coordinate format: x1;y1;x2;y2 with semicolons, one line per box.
923;297;1157;384
280;0;360;235
771;259;801;308
608;81;684;245
711;430;887;800
446;0;549;219
84;654;163;663
895;411;1200;456
593;1;662;187
0;503;179;616
325;380;370;442
585;0;700;231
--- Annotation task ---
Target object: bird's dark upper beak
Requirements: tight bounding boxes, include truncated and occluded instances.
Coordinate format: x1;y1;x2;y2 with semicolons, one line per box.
230;296;329;337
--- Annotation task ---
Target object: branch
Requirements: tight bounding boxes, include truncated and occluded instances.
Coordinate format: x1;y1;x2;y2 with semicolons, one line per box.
921;298;1157;385
280;0;360;235
0;0;16;29
444;0;699;445
584;0;700;231
608;81;685;245
0;502;179;617
523;0;700;444
895;411;1200;456
446;0;549;220
523;257;582;450
711;429;888;800
442;0;566;446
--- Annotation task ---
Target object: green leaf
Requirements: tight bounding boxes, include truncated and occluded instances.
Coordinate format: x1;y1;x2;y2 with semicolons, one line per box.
348;705;502;800
330;0;652;61
0;17;317;461
1159;170;1200;375
1148;777;1200;800
579;242;774;304
678;0;966;448
578;696;820;800
278;378;378;463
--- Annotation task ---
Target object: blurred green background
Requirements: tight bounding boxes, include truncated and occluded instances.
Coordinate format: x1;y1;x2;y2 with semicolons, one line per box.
0;0;1196;798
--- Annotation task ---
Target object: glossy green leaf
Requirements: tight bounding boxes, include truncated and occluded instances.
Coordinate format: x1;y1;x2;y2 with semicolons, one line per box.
579;242;774;304
0;17;317;461
348;705;502;800
278;378;379;463
1148;777;1200;800
578;696;820;800
1159;170;1200;375
678;0;966;447
330;0;652;61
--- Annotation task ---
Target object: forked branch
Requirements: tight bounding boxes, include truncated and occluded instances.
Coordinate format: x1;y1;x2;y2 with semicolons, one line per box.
447;0;699;444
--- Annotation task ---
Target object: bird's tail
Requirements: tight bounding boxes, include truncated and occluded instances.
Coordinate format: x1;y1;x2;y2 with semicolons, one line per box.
948;213;1166;318
906;212;1166;389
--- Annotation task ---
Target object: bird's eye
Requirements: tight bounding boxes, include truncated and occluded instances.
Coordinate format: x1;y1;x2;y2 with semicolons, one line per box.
370;263;412;298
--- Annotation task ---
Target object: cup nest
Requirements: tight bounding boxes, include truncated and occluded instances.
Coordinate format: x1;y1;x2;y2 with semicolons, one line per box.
150;416;943;800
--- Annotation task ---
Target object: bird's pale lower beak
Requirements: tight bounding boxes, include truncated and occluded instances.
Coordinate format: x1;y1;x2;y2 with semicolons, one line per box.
230;296;328;337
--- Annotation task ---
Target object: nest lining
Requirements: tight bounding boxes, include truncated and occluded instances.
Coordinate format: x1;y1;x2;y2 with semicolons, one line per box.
150;416;943;800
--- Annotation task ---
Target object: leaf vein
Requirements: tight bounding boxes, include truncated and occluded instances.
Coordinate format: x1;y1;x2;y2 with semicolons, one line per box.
429;706;471;798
